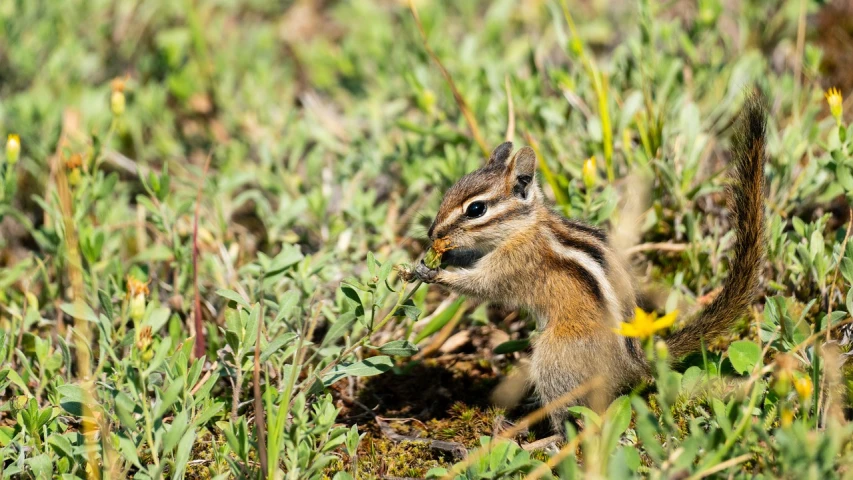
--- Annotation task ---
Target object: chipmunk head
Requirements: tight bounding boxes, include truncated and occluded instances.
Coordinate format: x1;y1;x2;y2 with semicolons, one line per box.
427;142;541;255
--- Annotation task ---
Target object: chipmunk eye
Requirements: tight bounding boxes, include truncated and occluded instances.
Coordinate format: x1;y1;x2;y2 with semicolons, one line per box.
465;201;486;218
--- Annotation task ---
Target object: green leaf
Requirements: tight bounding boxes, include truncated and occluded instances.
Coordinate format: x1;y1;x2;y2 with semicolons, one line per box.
59;302;98;323
26;453;52;480
261;332;298;362
681;366;704;393
323;356;394;385
567;405;602;428
144;306;171;333
172;428;197;480
838;166;853;192
115;432;143;468
601;396;632;457
367;251;377;277
727;340;761;374
493;338;529;355
414;297;464;343
144;337;173;376
155;377;185;419
98;290;115;321
847;287;853;315
216;289;250;310
394;304;421;321
47;434;74;458
340;285;363;310
809;230;824;261
5;369;32;396
57;384;88;417
322;312;357;346
712;398;733;436
274;290;300;322
377;340;419;357
163;411;189;454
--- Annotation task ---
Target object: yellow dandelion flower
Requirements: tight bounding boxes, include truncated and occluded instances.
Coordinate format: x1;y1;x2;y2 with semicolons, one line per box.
613;307;678;339
825;87;843;121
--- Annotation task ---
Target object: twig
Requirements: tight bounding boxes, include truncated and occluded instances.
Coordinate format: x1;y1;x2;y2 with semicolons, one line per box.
792;0;807;122
824;208;853;341
626;242;689;255
376;417;467;460
192;153;213;359
441;376;604;480
523;431;588;480
524;132;569;206
310;280;424;388
688;453;751;480
408;0;489;157
415;300;468;359
190;361;219;396
57;151;106;479
521;434;561;451
505;75;515;143
254;282;268;476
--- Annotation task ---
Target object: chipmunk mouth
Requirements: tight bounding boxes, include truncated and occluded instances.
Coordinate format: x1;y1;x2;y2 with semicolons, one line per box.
441;248;485;268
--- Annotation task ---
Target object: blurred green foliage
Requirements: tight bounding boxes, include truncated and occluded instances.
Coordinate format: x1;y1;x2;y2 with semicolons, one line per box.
1;0;852;478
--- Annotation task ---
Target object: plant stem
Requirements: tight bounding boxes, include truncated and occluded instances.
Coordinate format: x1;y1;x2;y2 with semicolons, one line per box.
140;374;161;468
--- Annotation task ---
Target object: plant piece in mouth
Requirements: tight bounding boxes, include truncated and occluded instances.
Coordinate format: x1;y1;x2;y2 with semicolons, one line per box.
424;237;455;269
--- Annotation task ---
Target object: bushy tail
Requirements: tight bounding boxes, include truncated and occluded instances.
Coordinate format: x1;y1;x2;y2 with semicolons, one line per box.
666;92;767;359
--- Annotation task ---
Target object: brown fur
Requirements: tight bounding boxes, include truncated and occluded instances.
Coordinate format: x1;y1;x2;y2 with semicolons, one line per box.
416;94;767;429
665;93;767;359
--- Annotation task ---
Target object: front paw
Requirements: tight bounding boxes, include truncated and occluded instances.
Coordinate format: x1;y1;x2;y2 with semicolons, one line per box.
415;261;440;283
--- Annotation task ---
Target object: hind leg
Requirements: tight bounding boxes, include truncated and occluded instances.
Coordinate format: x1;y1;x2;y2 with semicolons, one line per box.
530;333;619;432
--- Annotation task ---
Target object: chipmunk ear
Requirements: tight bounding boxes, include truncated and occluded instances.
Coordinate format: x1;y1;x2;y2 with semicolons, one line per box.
487;141;513;167
505;146;537;199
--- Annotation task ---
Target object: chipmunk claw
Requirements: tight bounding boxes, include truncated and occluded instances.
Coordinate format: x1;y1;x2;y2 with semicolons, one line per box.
415;260;440;283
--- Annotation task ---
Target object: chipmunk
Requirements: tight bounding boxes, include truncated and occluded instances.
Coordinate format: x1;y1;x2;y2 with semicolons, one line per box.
414;94;767;428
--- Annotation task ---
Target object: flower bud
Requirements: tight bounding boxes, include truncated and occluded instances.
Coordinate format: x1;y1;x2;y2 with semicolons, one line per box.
135;325;154;362
654;339;669;361
825;87;843;122
25;291;39;313
126;275;149;323
111;90;126;116
6;134;20;165
424;247;442;269
13;395;28;410
130;293;146;322
582;156;597;189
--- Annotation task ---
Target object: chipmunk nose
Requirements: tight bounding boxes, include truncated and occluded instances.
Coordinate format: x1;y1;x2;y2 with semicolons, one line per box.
427;222;436;239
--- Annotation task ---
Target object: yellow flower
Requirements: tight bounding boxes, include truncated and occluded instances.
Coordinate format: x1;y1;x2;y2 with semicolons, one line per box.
793;376;813;402
582;156;597;189
613;307;678;339
825;87;843;122
6;134;20;165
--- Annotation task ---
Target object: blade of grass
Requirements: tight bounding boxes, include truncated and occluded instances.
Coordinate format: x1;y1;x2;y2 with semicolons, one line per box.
192;153;212;359
56;152;107;479
524;132;569;206
505;75;515;143
558;0;614;181
408;0;490;157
